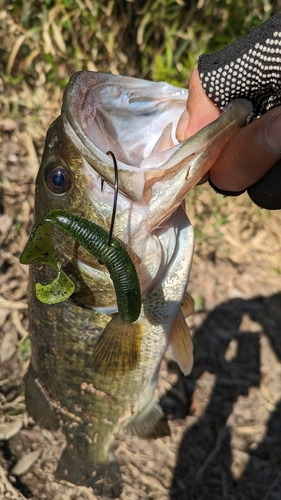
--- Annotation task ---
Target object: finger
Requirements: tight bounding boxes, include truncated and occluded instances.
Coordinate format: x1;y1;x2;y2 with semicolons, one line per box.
209;106;281;192
176;68;220;142
247;159;281;209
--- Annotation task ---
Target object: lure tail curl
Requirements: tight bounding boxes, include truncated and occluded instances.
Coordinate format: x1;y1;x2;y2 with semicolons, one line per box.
20;209;141;323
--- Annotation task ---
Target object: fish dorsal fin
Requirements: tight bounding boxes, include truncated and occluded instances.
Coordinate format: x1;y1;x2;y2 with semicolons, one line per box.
168;310;193;376
181;291;194;318
124;395;170;439
92;315;145;376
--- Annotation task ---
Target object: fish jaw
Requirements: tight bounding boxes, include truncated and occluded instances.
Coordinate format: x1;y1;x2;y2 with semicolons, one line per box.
63;72;252;216
140;98;254;231
46;72;253;233
131;99;253;290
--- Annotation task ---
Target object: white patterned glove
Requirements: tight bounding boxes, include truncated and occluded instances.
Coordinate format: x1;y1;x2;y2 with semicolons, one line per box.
198;14;281;209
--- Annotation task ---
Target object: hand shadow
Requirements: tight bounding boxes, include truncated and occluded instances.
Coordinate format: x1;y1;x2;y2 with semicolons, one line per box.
164;293;281;500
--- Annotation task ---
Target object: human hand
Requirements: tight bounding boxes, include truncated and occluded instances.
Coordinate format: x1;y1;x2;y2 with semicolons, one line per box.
176;14;281;209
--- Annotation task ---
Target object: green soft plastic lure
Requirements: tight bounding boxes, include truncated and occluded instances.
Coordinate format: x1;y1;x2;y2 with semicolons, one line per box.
20;210;141;323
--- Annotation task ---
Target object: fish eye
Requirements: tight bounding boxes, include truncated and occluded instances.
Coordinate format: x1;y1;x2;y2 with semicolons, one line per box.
45;165;71;195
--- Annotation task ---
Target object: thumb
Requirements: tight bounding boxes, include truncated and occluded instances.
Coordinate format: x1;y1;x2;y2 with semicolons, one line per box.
176;68;220;142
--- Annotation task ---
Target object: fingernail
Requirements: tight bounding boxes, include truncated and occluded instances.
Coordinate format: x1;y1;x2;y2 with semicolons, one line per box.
176;108;190;142
264;108;281;154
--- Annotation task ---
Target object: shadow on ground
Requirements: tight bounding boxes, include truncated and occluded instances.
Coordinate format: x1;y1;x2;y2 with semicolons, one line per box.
167;293;281;500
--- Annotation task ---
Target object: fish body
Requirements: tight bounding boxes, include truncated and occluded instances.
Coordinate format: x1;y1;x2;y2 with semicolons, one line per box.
24;71;252;496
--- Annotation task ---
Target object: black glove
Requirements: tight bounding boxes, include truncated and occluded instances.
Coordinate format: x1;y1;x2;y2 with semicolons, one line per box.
198;14;281;209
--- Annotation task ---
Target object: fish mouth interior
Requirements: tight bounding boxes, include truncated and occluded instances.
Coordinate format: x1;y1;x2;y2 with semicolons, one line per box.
65;72;188;169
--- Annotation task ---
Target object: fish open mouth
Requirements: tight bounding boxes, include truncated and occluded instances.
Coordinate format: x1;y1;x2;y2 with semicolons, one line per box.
62;71;253;203
63;71;187;167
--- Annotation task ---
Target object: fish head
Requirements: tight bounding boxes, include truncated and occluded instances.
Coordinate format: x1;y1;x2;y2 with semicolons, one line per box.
36;71;253;296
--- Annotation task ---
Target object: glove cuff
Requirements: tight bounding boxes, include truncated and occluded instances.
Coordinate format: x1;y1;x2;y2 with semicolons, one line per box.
208;179;246;196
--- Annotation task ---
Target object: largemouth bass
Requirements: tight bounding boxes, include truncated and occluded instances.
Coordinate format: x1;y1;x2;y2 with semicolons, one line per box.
22;71;252;497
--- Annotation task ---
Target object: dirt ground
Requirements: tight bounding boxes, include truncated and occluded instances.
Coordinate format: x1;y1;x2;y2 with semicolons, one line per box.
1;91;281;500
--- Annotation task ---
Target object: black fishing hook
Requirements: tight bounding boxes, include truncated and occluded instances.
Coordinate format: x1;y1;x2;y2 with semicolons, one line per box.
106;151;119;246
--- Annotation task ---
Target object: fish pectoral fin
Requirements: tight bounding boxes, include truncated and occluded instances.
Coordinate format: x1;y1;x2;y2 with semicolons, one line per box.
124;395;170;439
168;310;194;376
92;315;145;375
25;363;59;430
181;291;194;318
